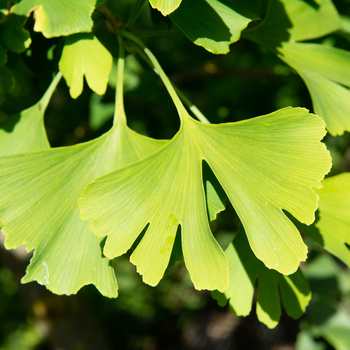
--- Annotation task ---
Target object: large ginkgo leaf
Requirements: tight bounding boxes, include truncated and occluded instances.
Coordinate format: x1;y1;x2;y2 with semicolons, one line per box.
79;107;331;292
0;50;166;296
170;0;263;54
59;34;113;99
213;227;311;329
0;118;165;296
277;42;350;136
301;173;350;267
11;0;96;38
149;0;182;16
0;73;61;155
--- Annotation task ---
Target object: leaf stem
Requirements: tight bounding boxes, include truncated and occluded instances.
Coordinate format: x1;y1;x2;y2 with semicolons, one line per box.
128;40;210;123
124;0;145;29
121;29;188;122
114;35;127;124
41;71;62;112
175;89;210;124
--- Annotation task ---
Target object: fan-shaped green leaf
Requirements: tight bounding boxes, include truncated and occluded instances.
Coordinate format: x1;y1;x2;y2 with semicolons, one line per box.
79;107;331;292
170;0;262;54
302;173;350;267
278;42;350;135
59;34;112;99
0;117;165;296
214;227;311;328
149;0;181;16
11;0;96;38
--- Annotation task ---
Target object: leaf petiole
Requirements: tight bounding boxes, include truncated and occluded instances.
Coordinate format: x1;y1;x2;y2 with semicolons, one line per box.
122;30;210;123
114;36;127;124
40;71;62;112
121;29;188;121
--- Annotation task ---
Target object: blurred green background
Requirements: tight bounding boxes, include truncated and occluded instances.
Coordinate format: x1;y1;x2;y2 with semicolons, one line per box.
1;0;350;349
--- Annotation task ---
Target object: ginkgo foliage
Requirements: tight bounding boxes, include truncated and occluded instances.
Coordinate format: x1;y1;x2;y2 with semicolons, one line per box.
0;0;349;334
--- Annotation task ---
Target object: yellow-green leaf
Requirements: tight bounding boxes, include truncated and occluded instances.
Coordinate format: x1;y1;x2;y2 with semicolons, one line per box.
0;118;165;296
302;173;350;267
59;34;113;99
149;0;182;16
79;107;331;291
278;42;350;135
11;0;96;38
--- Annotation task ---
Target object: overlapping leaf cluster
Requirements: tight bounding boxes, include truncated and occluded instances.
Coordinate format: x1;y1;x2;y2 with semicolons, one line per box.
0;0;349;330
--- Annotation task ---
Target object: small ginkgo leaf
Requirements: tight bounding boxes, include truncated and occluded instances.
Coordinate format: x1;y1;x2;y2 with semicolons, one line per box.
0;73;61;155
0;117;165;297
213;226;311;329
301;173;350;267
149;0;182;16
11;0;96;38
79;107;331;292
59;34;113;99
278;42;350;135
170;0;262;54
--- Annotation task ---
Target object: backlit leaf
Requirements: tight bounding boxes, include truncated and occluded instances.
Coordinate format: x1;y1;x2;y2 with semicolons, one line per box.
11;0;96;38
214;227;311;328
0;116;165;296
302;173;350;267
278;42;350;135
170;0;262;54
149;0;182;16
79;107;331;292
59;34;113;99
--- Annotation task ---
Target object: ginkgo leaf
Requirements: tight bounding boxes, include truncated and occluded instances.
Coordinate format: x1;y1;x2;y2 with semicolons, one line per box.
245;0;341;46
11;0;96;38
0;73;61;155
59;34;113;99
213;226;311;329
149;0;182;16
277;42;350;135
0;118;165;297
79;107;331;292
301;173;350;267
0;47;166;296
170;0;262;54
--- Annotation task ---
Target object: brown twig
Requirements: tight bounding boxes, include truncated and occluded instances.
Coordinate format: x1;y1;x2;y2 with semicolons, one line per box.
97;3;124;35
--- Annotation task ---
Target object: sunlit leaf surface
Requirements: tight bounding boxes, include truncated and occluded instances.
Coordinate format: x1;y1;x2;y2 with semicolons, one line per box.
0;118;164;296
59;34;113;99
278;42;350;135
302;173;350;267
213;227;311;329
80;107;331;292
11;0;96;37
149;0;182;16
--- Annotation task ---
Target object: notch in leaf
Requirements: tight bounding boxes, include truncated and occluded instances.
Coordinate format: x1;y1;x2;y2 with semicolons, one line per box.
0;39;165;297
213;226;311;329
79;106;331;292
